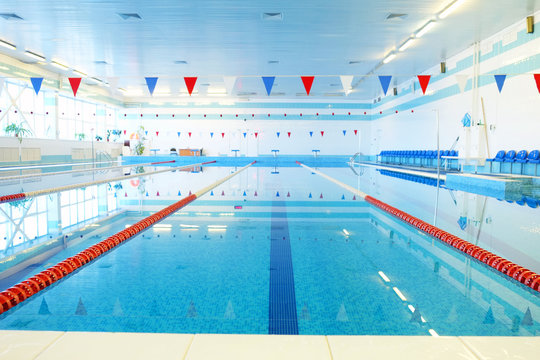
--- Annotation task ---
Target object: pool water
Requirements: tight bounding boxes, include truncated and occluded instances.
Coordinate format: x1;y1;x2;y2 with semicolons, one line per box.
0;165;539;336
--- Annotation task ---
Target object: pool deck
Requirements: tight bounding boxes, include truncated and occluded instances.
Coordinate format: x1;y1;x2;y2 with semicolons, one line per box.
0;331;538;359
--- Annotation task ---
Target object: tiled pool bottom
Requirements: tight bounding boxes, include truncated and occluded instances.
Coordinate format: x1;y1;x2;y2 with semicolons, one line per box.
1;331;538;360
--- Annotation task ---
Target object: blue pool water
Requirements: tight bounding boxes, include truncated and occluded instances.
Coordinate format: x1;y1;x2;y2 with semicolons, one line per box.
0;163;539;336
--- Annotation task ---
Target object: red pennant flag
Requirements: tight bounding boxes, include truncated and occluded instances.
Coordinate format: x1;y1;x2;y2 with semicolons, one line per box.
287;192;290;197
287;132;291;138
301;76;315;95
184;77;197;95
354;129;358;135
417;75;431;94
188;132;192;137
320;131;324;137
221;191;225;196
156;191;160;196
124;192;127;197
156;131;159;136
254;191;258;196
353;195;356;200
69;78;82;97
534;74;540;94
189;190;192;196
254;132;258;138
123;130;127;135
320;193;323;199
221;132;225;138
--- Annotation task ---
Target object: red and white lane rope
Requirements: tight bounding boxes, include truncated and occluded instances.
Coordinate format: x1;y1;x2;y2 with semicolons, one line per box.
0;161;215;205
0;160;176;182
296;161;540;293
0;161;255;314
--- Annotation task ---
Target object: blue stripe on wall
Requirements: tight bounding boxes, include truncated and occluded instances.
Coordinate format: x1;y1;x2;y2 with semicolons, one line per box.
268;201;298;334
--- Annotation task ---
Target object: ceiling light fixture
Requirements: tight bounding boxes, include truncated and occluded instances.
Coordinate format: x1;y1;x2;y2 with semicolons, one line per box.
439;0;466;19
51;60;69;70
73;69;87;77
382;52;397;64
24;50;46;62
398;38;416;51
0;39;16;50
416;20;436;38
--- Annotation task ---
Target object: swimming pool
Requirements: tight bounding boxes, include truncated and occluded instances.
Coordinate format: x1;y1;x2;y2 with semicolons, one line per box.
0;163;539;336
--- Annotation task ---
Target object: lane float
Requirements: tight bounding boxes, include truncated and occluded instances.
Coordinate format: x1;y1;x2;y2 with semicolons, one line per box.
295;161;540;293
0;161;255;315
0;161;215;205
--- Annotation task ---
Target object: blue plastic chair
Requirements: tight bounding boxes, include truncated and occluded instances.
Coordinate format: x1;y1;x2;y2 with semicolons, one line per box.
515;150;528;163
527;150;539;163
503;150;516;162
487;150;506;172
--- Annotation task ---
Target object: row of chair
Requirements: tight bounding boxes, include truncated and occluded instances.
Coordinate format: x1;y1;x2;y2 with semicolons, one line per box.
378;169;444;187
487;150;540;164
498;197;539;209
378;149;459;169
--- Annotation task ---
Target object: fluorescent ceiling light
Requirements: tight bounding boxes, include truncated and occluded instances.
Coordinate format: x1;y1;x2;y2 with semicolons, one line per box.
208;228;227;232
383;53;396;64
154;224;172;228
342;229;350;236
408;304;415;312
117;88;127;93
180;224;199;228
398;38;416;51
378;271;390;282
439;0;466;19
0;65;9;71
51;61;69;70
392;287;407;301
416;20;436;38
0;39;16;50
25;50;46;61
208;225;227;229
428;329;439;337
73;69;87;77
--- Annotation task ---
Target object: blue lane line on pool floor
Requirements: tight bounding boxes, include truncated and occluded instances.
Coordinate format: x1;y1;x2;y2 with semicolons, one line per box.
268;201;298;335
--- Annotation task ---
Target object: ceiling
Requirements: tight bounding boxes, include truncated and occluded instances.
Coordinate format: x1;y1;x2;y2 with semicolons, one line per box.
0;0;537;100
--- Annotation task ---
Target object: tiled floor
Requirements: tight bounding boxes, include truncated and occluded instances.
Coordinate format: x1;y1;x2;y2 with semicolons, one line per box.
0;331;538;359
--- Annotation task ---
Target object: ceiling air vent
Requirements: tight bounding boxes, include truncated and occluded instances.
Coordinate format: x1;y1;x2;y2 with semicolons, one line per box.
118;13;142;20
0;13;23;20
174;60;188;64
348;60;363;65
262;12;283;21
94;60;109;65
385;13;408;20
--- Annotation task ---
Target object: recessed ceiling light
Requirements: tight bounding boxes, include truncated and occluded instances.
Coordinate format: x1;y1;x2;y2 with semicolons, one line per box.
262;12;283;21
24;51;46;62
0;39;16;50
0;13;23;20
118;13;141;20
398;38;416;51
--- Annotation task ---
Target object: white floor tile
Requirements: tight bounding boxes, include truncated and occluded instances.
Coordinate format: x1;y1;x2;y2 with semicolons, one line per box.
327;336;478;360
460;336;540;360
185;334;331;360
0;330;64;360
35;332;194;360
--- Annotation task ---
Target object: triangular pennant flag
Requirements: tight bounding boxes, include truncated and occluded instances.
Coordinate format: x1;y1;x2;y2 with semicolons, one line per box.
494;75;506;93
178;191;181;196
309;131;313;137
287;132;291;138
320;193;323;199
243;191;246;196
276;191;280;197
145;130;148;135
188;190;192;196
243;132;247;138
378;75;392;95
221;191;225;196
417;75;431;94
483;307;495;324
177;132;181;137
145;77;158;96
210;132;214;138
224;300;236;319
410;307;422;323
353;195;356;200
262;76;275;96
308;193;312;198
124;192;128;197
254;191;258;196
107;77;119;95
455;74;469;93
113;298;124;316
301;76;315;95
31;77;43;95
342;130;346;136
186;301;198;318
68;78;82;96
300;302;311;321
340;75;353;93
287;192;290;197
75;297;87;315
156;191;160;196
210;190;214;196
354;129;358;135
276;132;280;138
156;131;159;136
188;132;192;137
534;74;540;94
341;194;345;200
184;77;197;95
254;132;258;138
521;307;533;326
320;131;324;136
336;303;349;322
145;192;149;196
221;132;225;138
223;76;237;95
38;298;51;315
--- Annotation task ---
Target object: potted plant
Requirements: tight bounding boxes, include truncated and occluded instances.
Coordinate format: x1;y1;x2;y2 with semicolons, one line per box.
75;133;86;141
4;123;32;143
133;126;147;155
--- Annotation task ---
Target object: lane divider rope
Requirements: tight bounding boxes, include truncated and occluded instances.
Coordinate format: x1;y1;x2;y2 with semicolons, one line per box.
296;161;540;293
0;161;215;204
0;160;115;172
0;160;176;182
0;161;255;315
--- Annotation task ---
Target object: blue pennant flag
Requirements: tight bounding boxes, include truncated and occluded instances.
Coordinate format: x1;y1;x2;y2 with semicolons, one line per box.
309;131;313;137
210;132;214;138
243;132;247;138
276;191;280;197
31;77;43;95
145;131;148;135
308;192;312;198
341;194;345;200
145;77;158;95
178;191;181;196
378;75;392;95
262;76;275;96
342;130;346;136
177;132;181;137
494;75;506;93
243;191;246;196
145;192;149;197
276;132;280;138
210;190;214;196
